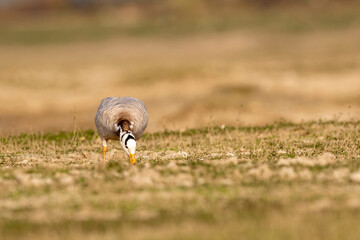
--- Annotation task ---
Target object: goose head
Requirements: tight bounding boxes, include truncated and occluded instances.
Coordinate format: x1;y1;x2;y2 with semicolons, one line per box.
120;129;137;164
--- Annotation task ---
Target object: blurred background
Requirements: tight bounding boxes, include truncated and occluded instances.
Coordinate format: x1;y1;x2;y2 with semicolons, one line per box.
0;0;359;135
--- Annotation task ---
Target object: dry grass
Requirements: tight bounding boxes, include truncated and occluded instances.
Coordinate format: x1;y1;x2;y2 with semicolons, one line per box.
1;6;360;239
1;8;360;135
1;120;360;239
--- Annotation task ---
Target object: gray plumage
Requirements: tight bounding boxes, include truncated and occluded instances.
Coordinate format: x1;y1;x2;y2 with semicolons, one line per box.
95;97;148;141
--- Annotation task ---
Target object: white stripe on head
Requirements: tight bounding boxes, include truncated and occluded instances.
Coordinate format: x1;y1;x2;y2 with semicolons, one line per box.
126;138;136;155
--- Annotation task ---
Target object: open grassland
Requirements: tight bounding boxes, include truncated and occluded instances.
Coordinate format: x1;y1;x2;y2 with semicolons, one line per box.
0;121;360;239
1;6;360;238
1;6;360;134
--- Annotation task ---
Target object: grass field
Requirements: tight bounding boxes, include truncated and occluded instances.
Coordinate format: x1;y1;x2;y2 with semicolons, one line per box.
1;120;360;239
1;3;360;239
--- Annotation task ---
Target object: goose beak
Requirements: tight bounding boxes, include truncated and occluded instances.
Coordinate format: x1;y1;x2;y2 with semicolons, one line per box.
129;153;136;165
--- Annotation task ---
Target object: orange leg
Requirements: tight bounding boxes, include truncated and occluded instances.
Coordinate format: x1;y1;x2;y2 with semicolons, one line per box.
102;145;107;165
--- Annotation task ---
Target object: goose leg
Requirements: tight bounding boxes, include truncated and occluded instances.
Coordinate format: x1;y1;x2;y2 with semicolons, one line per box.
102;139;107;165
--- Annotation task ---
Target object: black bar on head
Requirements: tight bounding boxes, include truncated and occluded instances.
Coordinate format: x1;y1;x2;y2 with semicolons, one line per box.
125;135;135;148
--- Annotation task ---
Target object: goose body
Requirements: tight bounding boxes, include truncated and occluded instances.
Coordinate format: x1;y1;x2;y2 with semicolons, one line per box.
95;97;148;164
